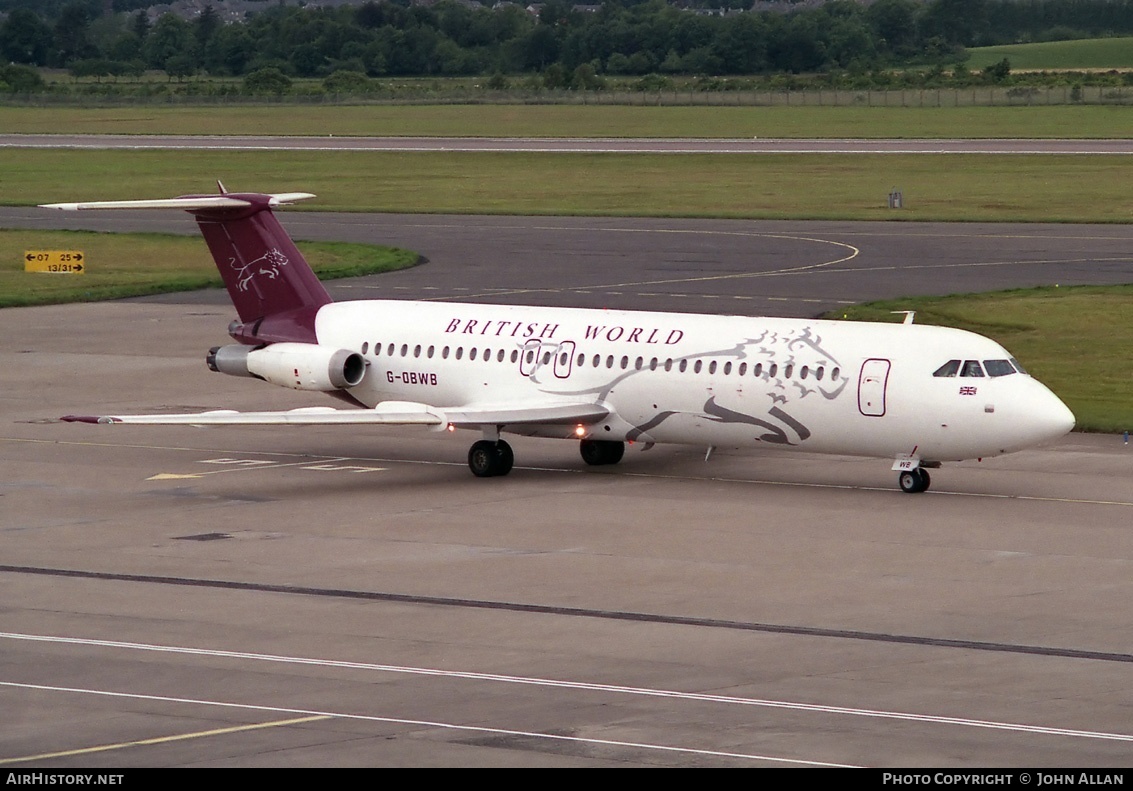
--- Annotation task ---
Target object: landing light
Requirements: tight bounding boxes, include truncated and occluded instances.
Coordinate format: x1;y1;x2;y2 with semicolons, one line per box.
574;425;586;437
447;423;456;432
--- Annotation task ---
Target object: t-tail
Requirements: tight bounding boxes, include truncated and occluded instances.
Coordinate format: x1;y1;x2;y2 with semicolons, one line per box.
42;183;330;344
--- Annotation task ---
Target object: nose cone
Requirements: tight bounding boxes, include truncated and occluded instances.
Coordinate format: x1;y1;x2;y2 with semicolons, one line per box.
1012;379;1075;448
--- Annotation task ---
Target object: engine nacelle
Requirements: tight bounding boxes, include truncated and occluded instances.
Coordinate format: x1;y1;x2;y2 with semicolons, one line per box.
207;343;365;391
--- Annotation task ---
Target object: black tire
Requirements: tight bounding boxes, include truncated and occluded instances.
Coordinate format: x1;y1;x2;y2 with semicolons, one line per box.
580;439;624;466
602;441;625;465
468;440;499;477
494;440;514;476
916;468;931;492
898;468;930;494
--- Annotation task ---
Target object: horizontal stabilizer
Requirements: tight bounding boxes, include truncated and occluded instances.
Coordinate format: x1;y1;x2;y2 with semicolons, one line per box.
40;193;316;211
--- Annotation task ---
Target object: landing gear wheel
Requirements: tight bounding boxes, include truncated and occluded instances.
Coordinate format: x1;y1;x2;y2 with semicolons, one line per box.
898;468;931;494
469;440;513;478
494;440;514;476
580;439;625;466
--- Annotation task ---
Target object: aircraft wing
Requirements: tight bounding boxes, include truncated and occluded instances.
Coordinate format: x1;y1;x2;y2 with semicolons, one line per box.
61;401;610;428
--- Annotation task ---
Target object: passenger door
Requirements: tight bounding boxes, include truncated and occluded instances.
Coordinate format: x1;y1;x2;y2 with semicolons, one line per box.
858;358;890;417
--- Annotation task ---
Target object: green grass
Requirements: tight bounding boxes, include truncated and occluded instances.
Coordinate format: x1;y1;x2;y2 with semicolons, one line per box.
828;285;1133;433
0;229;418;308
2;103;1133;138
967;36;1133;71
9;149;1133;223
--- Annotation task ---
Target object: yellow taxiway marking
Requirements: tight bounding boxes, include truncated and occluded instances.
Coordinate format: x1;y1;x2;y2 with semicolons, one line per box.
0;715;331;765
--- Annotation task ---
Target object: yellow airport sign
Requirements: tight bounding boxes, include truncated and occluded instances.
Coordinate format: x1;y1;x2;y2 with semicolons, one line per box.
25;250;85;274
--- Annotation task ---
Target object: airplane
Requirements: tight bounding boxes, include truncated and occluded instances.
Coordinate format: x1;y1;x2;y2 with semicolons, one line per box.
44;186;1076;493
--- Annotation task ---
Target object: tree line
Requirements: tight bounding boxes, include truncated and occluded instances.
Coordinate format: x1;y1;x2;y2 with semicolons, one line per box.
2;0;1133;88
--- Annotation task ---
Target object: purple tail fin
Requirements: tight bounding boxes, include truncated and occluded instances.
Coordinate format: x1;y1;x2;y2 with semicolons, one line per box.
41;188;330;345
188;192;331;345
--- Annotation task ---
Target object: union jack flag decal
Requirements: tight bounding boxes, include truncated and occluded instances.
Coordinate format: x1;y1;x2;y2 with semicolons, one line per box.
959;386;978;396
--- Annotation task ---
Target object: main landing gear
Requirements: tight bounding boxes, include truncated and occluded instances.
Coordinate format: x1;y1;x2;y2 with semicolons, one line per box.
580;439;625;467
898;467;931;494
468;439;514;477
465;438;627;477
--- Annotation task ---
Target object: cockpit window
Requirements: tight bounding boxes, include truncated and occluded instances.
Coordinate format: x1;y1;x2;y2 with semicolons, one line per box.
960;360;985;377
983;359;1016;377
933;360;960;377
1010;357;1028;375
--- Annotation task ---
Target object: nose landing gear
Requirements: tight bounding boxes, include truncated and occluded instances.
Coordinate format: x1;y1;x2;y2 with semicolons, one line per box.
898;467;931;494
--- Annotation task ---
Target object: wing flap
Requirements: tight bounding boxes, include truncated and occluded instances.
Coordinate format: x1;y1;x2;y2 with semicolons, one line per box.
60;401;609;428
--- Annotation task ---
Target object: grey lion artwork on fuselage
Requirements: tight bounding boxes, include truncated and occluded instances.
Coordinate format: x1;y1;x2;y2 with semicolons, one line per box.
530;324;850;446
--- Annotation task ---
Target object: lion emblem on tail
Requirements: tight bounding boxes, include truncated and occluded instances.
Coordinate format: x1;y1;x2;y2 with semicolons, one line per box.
230;248;290;292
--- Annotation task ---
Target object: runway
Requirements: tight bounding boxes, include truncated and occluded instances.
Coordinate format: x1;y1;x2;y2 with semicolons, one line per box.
2;133;1132;154
2;213;1132;766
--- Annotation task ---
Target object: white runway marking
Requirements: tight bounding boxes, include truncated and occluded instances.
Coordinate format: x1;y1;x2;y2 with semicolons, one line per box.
4;632;1132;745
0;679;850;767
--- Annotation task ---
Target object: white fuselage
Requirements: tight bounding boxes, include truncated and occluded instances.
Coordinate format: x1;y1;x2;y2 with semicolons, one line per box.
314;300;1074;464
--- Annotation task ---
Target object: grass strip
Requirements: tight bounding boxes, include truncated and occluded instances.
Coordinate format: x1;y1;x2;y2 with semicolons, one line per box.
2;104;1133;139
0;229;418;308
6;149;1133;223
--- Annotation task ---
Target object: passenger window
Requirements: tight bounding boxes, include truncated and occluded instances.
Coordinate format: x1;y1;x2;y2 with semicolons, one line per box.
593;354;600;367
738;362;747;376
961;360;985;377
413;345;421;358
664;359;673;372
469;348;478;361
800;365;808;379
708;361;717;374
498;349;506;362
456;347;464;360
784;364;794;379
679;360;688;373
831;367;839;380
815;366;824;381
361;342;369;354
984;359;1016;377
620;356;628;369
428;346;435;359
577;353;585;366
724;362;732;375
400;344;408;357
753;363;763;376
511;350;518;363
442;346;450;359
933;360;960;377
768;363;778;377
694;360;703;373
649;358;658;371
